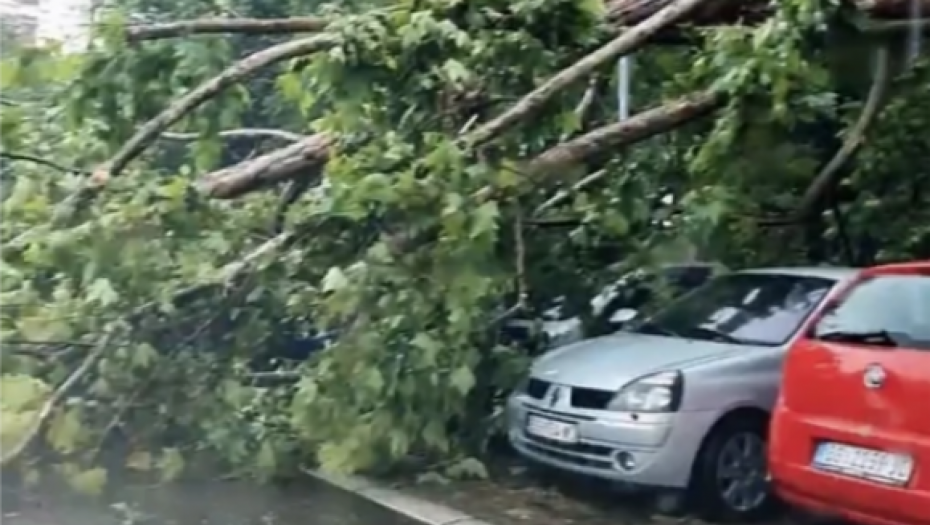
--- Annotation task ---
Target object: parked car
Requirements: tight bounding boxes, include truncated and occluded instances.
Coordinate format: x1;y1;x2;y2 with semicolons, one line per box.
501;262;724;352
505;266;858;522
769;260;930;525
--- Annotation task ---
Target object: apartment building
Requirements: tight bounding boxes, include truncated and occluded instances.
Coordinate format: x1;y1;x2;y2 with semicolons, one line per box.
0;0;41;45
0;0;91;49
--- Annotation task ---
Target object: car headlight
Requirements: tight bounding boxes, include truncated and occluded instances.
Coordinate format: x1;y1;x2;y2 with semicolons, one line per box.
607;371;683;413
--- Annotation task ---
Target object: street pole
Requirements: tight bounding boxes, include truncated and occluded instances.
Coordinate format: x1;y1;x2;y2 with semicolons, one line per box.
617;56;631;120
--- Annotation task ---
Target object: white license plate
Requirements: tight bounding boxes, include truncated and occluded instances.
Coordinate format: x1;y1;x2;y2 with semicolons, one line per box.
525;414;578;443
813;442;914;485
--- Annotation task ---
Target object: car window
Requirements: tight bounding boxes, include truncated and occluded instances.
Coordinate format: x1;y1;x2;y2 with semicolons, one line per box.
812;274;930;350
634;273;836;346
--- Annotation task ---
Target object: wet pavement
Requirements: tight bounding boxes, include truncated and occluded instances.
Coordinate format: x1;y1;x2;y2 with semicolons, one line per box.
3;475;421;525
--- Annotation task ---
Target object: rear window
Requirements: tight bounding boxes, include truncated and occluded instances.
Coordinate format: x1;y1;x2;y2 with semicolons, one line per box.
813;274;930;350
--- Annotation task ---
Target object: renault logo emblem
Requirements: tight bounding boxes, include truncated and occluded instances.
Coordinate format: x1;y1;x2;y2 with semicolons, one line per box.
864;364;886;389
546;385;562;407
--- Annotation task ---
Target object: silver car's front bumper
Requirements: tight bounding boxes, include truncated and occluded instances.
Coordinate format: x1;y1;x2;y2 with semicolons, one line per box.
506;393;718;489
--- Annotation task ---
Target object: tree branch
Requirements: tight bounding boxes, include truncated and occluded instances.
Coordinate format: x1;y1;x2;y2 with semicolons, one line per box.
534;169;609;216
788;44;891;223
465;0;708;146
196;133;332;199
528;90;723;176
161;128;304;142
93;33;339;186
1;334;112;467
51;34;338;222
1;152;85;174
126;17;328;42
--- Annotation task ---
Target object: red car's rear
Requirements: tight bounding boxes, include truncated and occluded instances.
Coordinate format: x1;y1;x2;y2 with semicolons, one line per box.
769;261;930;525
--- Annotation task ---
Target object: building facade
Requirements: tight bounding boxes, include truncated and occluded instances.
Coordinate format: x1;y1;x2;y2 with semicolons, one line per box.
1;0;91;50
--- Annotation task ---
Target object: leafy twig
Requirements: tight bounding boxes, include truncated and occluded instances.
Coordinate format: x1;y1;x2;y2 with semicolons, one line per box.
65;33;339;213
534;169;608;216
770;43;891;226
1;333;113;467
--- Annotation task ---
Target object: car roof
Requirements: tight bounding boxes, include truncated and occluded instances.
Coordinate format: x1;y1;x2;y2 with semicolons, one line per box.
736;266;860;281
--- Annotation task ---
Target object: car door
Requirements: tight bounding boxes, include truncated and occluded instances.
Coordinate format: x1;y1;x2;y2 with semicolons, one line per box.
779;261;930;489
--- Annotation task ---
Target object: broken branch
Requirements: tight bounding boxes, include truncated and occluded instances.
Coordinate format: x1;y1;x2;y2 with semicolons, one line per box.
1;334;111;467
161;128;304;142
465;0;707;146
1;152;85;174
97;33;338;184
126;17;328;42
528;90;723;176
790;44;891;223
197;133;332;199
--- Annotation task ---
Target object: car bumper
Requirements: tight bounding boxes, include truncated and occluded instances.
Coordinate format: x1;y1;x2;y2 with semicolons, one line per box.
506;394;716;488
772;464;930;525
770;408;930;525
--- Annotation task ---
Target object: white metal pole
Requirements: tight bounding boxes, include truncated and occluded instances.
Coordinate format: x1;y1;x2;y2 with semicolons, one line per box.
908;0;923;64
617;56;631;121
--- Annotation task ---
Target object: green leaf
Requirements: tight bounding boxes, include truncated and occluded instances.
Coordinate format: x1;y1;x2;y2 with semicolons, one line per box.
156;448;185;482
444;457;488;479
86;278;119;306
65;466;107;496
449;365;475;395
469;201;499;239
441;59;470;86
256;440;277;474
321;267;349;292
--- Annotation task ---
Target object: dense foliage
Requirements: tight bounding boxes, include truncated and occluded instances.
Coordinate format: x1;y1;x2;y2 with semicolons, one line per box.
1;0;928;494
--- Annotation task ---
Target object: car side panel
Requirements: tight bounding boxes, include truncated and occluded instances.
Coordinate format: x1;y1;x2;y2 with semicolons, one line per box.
680;348;784;413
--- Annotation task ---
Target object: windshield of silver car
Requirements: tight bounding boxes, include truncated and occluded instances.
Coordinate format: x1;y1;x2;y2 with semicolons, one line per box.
811;273;930;350
631;273;836;346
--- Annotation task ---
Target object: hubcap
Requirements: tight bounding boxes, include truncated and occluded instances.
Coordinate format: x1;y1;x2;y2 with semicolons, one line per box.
715;431;768;512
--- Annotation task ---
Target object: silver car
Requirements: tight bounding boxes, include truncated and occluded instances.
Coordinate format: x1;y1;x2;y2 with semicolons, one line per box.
506;267;858;522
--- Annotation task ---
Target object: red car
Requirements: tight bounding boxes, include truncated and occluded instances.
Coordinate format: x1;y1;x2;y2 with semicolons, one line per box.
769;260;930;525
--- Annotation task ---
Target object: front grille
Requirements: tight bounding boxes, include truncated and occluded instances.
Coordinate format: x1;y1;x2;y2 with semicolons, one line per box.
570;386;614;409
525;442;613;469
523;433;614;456
526;378;550;399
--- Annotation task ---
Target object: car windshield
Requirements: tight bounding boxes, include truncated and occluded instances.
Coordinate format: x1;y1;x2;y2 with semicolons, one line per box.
632;272;836;346
812;273;930;350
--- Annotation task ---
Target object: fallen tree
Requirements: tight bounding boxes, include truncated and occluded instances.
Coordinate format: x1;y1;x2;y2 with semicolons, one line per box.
2;0;929;488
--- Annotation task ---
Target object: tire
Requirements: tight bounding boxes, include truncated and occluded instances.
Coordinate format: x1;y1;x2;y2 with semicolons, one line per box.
689;413;779;523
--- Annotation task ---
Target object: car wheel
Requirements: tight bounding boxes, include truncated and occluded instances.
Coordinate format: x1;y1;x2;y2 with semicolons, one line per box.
689;414;777;522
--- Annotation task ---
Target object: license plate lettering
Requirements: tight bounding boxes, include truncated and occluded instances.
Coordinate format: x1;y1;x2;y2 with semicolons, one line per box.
525;415;578;443
813;442;914;485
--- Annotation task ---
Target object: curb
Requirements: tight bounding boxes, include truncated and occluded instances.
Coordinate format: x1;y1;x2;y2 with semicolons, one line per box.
303;468;497;525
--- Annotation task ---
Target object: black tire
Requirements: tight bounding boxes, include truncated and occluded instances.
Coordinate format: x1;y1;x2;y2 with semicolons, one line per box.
689;413;779;523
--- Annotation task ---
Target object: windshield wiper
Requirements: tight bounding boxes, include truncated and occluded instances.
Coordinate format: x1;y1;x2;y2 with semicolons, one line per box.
635;321;683;338
685;326;748;345
817;329;900;347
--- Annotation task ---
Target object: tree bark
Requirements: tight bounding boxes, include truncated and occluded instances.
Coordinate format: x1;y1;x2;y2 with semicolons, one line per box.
161;129;304;142
465;0;709;146
126;17;328;42
197;134;332;199
528;90;723;175
97;34;338;185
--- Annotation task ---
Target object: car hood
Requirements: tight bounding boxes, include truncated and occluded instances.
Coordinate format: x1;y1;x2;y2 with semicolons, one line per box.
530;331;741;391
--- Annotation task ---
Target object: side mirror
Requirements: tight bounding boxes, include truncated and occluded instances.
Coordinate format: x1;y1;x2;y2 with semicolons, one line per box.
610;308;639;324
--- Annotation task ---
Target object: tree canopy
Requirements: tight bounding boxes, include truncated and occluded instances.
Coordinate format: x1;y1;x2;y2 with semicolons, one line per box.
1;0;929;492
